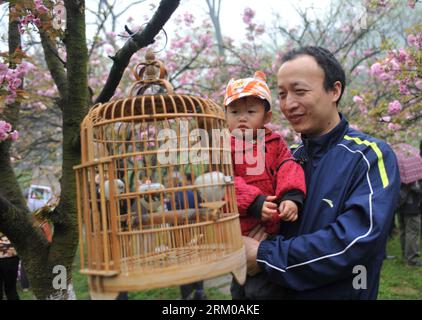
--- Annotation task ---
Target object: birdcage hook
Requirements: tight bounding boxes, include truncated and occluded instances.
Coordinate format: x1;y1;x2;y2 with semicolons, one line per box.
129;49;174;96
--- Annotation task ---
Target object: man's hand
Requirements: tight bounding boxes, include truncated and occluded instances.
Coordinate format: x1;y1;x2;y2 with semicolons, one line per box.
261;195;278;222
248;224;268;241
243;236;262;276
278;200;298;221
244;225;269;276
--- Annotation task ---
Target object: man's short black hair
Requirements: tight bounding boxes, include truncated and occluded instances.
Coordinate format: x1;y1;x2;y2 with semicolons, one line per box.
281;46;346;105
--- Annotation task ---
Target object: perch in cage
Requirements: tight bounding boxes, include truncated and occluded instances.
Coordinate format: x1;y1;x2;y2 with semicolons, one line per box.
74;50;246;299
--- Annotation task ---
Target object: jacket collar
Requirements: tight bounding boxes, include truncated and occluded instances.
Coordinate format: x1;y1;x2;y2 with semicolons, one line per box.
301;113;349;161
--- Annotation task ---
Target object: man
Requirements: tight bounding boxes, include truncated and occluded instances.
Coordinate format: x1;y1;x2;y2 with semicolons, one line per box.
398;180;422;267
241;46;400;299
0;232;20;300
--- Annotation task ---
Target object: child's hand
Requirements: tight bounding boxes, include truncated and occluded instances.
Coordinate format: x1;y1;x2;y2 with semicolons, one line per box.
278;200;298;221
261;195;278;222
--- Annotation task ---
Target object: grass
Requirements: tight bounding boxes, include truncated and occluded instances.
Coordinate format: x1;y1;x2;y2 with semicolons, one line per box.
378;234;422;300
17;249;231;300
17;234;421;300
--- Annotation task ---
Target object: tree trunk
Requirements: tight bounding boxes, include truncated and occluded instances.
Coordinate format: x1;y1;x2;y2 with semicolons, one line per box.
206;0;224;56
0;2;53;300
41;0;90;299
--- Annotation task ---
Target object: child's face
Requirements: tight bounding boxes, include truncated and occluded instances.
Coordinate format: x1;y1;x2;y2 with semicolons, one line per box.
226;96;271;134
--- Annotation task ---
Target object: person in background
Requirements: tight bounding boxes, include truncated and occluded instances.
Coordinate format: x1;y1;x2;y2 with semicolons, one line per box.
397;139;422;267
398;179;422;267
395;139;422;264
0;232;20;300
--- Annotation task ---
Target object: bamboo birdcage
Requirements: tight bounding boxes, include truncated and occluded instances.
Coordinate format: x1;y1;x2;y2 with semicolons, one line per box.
74;50;246;299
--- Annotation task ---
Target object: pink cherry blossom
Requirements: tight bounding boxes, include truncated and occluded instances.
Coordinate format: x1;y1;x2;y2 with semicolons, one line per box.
387;100;402;115
387;123;401;130
199;33;213;47
10;130;19;141
33;18;41;27
0;62;7;74
407;34;418;47
0;120;12;132
379;73;391;81
34;0;49;14
242;8;255;25
381;116;391;122
0;130;8;141
0;120;18;142
353;95;364;104
399;83;410;95
363;49;373;56
388;58;400;71
183;13;194;27
370;63;383;77
105;31;117;39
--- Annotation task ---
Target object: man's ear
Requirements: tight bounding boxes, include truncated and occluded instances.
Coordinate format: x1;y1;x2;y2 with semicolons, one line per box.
264;110;272;124
331;81;342;103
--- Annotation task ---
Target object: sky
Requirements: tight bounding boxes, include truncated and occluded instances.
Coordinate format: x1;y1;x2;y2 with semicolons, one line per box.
201;0;331;38
85;0;334;43
0;0;334;51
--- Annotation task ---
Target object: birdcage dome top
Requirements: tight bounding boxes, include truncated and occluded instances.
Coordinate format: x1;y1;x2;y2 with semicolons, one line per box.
84;50;224;126
86;94;224;125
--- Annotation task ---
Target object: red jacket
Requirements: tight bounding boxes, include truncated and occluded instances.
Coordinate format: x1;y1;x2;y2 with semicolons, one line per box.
232;129;306;235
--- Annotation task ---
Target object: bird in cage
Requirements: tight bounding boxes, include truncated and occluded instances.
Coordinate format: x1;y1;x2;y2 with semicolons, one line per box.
138;181;167;213
103;179;125;200
194;171;232;220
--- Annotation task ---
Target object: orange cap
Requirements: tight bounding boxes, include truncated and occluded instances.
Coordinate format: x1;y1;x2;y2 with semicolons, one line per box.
224;71;272;109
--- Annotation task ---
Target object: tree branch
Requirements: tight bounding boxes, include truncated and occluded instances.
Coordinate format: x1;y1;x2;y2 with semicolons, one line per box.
87;0;116;59
39;31;68;100
94;0;180;104
115;0;146;19
169;45;207;82
348;49;381;74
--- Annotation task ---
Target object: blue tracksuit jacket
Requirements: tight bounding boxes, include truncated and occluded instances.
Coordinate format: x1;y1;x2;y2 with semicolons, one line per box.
256;114;400;299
